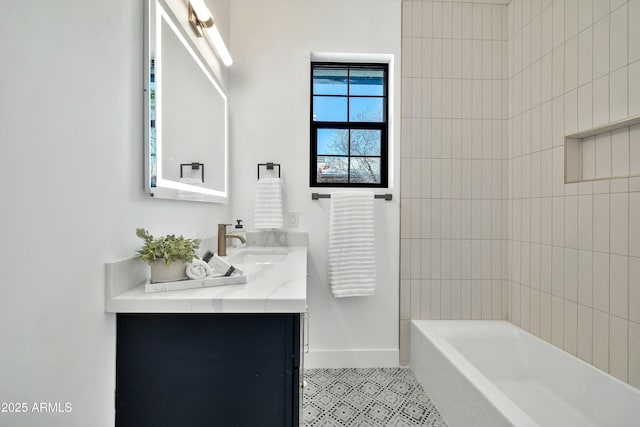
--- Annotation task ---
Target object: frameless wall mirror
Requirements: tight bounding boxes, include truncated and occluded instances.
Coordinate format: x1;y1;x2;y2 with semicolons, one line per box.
144;0;229;203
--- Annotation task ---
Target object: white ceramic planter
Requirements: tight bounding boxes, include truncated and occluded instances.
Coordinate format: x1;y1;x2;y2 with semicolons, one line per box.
150;261;187;283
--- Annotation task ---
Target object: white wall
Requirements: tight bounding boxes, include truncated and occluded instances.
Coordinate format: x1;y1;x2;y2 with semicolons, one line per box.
0;1;230;425
507;0;640;388
229;0;402;367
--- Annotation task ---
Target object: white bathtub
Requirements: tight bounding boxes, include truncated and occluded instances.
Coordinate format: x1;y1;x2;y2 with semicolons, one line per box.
410;320;640;427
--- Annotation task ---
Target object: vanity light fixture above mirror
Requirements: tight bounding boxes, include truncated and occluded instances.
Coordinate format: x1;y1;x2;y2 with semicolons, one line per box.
187;0;233;66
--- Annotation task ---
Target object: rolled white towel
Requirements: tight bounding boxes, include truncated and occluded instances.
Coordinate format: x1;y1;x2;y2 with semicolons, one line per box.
185;259;213;280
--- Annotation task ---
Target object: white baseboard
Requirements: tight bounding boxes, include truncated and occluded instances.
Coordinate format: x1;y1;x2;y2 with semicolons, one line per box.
304;349;400;369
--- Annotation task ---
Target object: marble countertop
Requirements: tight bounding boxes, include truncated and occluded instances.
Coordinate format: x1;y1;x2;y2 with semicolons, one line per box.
105;244;307;314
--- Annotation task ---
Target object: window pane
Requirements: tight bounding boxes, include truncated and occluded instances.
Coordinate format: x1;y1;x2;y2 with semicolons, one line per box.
350;157;381;184
317;156;348;183
349;97;384;122
317;129;348;155
349;68;384;96
313;96;347;122
313;67;348;95
350;129;381;155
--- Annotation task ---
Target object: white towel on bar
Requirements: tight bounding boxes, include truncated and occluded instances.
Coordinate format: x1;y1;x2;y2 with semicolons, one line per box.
329;191;376;297
254;177;284;229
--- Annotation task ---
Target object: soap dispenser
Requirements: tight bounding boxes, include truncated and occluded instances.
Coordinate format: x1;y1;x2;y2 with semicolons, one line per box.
231;219;246;248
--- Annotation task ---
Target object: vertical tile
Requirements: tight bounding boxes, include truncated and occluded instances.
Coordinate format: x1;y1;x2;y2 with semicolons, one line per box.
530;288;541;335
610;192;629;255
421;239;431;279
594;0;610;22
565;248;578;302
565;89;578;135
630;60;640;117
577;83;593;132
578;194;593;250
553;196;565;247
512;282;521;325
401;238;411;279
462;2;473;41
472;281;482;320
578;304;593;363
553;0;565;49
593;309;610;372
629;257;640;323
482;280;492;320
630;193;640;258
630;320;640;388
431;280;441;319
541;291;552;340
411;239;422;279
400;279;410;319
565;36;578;92
531;243;542;289
610;66;628;122
564;300;578;355
565;0;579;40
631;0;640;63
581;136;596;180
610;315;629;381
411;1;422;38
592;75;610;127
521;286;531;329
610;254;629;319
411;279;421;319
451;280;461;320
595;133;612;180
610;4;628;72
578;250;594;307
631;125;640;175
552;295;565;347
541;6;553;56
400;320;410;362
579;0;593;31
432;1;443;39
461;280;471;319
593;16;610;80
565;196;578;249
402;1;412;38
552;45;565;98
593;251;610;313
422;1;433;39
420;279;431;319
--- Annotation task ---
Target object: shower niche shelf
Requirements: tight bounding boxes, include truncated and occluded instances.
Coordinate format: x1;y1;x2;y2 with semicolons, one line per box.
565;115;640;183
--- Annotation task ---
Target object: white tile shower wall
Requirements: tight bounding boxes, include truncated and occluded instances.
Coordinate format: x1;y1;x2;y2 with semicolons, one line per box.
508;0;640;388
400;0;509;363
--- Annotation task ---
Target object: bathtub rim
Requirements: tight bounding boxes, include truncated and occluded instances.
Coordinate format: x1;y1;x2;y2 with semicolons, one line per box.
411;319;537;427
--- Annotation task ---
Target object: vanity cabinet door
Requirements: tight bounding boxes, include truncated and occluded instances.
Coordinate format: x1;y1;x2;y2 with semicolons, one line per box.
116;313;300;427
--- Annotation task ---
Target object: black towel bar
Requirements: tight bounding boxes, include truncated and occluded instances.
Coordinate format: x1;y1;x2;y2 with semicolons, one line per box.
257;162;281;179
311;193;392;201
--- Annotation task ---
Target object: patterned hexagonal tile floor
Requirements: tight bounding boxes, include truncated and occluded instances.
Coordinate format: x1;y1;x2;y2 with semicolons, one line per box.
303;368;448;426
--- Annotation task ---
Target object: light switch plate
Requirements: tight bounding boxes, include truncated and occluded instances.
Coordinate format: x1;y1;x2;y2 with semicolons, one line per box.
287;211;299;228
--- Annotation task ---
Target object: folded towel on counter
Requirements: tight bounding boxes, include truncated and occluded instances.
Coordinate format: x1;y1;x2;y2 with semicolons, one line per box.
328;191;376;297
254;177;284;229
185;259;213;280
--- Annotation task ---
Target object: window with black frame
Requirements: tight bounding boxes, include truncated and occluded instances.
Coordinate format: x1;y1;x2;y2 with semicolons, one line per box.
310;62;388;187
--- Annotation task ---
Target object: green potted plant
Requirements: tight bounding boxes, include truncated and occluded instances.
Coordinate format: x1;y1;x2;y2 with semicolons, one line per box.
136;228;201;283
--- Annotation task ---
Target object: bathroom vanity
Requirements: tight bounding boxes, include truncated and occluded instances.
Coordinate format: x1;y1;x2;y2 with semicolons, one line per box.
106;242;307;426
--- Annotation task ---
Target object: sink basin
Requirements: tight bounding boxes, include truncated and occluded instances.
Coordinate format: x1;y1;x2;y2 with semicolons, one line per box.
228;248;289;265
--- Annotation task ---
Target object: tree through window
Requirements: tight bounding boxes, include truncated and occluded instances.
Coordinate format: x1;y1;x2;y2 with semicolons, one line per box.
310;62;388;187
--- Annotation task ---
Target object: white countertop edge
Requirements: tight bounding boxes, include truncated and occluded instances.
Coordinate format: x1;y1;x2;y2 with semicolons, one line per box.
105;246;307;314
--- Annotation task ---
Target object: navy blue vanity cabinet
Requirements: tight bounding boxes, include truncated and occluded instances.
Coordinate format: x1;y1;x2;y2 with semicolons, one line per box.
115;313;301;427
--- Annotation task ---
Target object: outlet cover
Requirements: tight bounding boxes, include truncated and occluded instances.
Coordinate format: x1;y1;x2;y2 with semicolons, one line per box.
287;211;299;228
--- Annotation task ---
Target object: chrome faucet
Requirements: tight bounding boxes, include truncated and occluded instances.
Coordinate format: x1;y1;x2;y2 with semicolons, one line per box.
217;224;246;256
